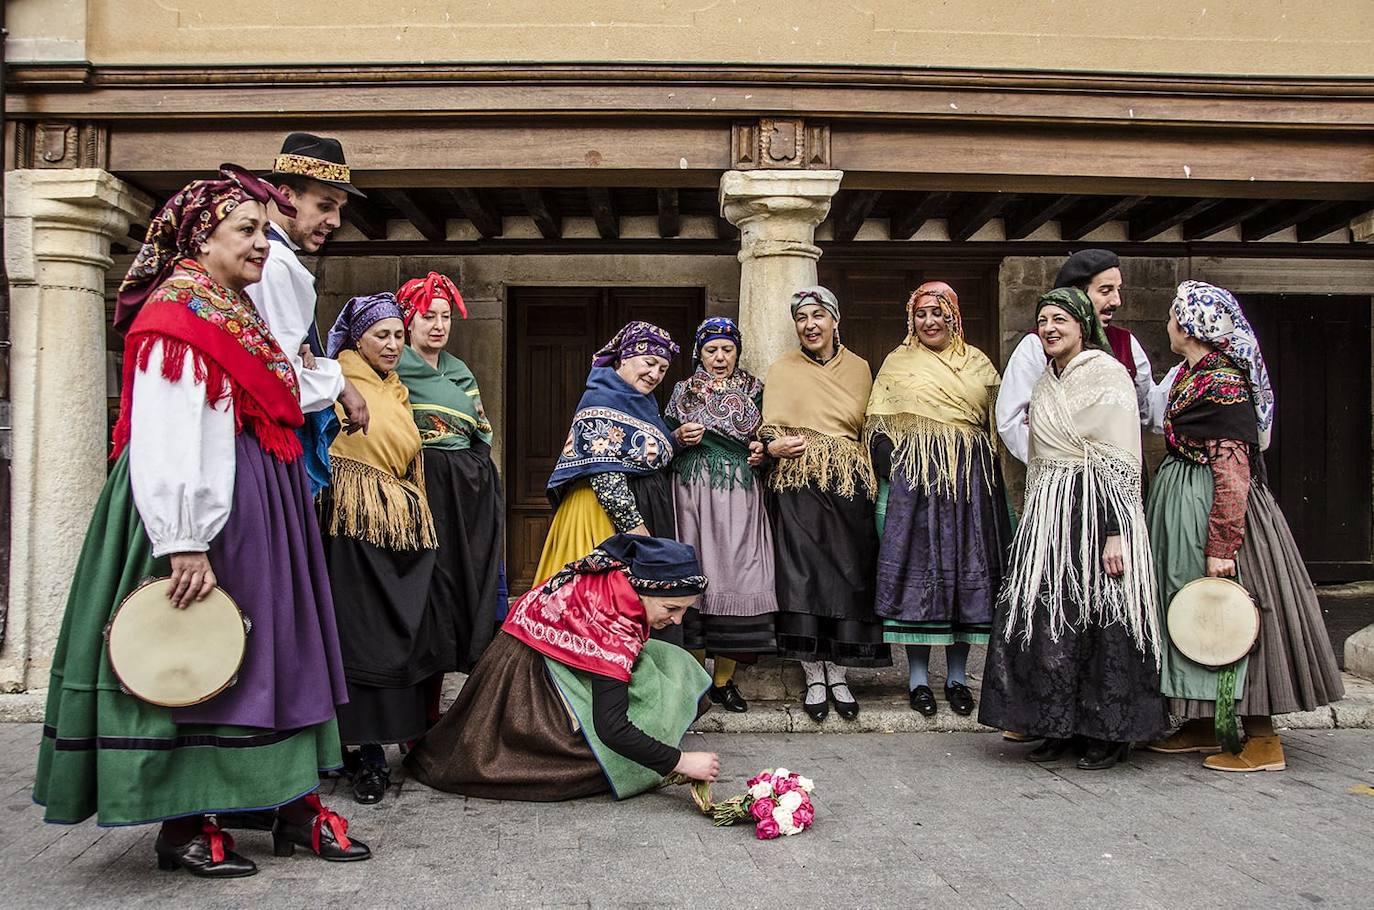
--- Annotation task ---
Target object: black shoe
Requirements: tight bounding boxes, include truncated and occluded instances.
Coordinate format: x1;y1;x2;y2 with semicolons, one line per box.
708;681;748;713
219;809;276;832
155;824;257;878
944;681;975;716
909;685;938;717
1026;737;1071;763
1077;740;1131;771
801;682;829;722
828;683;860;720
351;763;389;805
273;797;372;862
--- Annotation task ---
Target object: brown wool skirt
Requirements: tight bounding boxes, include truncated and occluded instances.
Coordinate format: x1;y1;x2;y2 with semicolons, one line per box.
1171;484;1345;719
403;632;609;801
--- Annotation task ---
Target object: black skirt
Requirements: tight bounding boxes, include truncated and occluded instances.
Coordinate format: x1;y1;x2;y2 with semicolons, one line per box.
424;443;506;673
767;486;890;668
682;609;776;661
629;471;683;648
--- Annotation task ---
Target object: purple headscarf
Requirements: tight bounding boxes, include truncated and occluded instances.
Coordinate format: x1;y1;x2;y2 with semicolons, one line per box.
591;320;680;368
326;292;406;357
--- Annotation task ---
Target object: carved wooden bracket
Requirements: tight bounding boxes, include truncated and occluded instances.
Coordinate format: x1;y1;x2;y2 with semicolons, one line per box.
731;118;831;170
13;121;109;170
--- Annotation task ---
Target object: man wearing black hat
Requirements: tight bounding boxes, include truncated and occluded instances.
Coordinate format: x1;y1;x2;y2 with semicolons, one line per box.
247;133;370;451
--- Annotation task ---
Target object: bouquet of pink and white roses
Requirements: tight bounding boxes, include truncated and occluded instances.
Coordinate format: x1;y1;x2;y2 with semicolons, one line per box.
707;768;816;839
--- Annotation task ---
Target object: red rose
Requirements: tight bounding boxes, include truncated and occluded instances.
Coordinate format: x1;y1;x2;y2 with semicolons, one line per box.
749;797;777;821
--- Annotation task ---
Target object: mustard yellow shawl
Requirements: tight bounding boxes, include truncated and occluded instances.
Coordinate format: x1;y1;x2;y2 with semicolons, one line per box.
865;340;1001;499
324;350;436;550
760;346;875;498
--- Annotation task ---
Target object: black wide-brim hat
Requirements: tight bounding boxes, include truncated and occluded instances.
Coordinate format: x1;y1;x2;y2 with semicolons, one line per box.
265;132;366;198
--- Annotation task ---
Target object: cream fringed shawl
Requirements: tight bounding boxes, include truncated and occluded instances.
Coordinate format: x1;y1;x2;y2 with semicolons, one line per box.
864;340;1001;499
325;350;437;550
760;347;876;499
1000;349;1161;661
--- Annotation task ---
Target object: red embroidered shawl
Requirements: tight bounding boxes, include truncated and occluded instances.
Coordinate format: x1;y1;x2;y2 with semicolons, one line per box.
503;569;649;682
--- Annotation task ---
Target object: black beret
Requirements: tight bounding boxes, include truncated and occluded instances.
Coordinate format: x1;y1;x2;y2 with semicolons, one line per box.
1053;249;1120;290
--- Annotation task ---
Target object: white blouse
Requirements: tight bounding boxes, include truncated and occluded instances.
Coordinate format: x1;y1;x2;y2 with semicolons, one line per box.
128;341;236;557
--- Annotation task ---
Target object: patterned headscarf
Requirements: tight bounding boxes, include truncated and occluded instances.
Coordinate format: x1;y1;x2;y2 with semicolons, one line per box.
115;164;296;335
1036;287;1110;350
325;292;406;357
693;316;742;363
396;271;467;328
790;286;840;322
906;281;965;355
1171;280;1274;450
591;320;680;368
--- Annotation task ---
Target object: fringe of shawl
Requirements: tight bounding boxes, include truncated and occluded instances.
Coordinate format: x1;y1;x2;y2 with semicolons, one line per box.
322;454;437;551
864;413;995;501
760;425;876;500
997;449;1161;664
671;436;755;491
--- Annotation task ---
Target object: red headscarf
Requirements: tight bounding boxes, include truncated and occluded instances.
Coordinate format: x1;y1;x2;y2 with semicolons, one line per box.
115;165;295;336
906;281;966;355
396;271;466;328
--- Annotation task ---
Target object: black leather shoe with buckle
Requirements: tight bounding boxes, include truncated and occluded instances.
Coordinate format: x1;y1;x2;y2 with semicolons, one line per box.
709;681;749;713
909;685;938;716
802;682;829;722
351;763;389;805
944;681;975;716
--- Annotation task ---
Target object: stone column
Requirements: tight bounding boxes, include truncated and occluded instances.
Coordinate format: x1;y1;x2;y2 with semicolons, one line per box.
719;170;843;376
2;169;151;692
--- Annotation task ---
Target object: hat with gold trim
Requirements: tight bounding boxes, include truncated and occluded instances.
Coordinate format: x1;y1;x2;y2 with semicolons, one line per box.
266;132;365;198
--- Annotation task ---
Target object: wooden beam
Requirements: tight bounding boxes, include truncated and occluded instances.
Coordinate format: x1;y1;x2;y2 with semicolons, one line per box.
946;193;1012;242
1059;195;1145;241
830;190;883;242
382;188;445;242
1128;198;1222;241
1295;201;1374;242
518;189;563;239
889;191;950;240
656;188;681;238
1241;200;1339;241
447;188;503;238
587;188;619;240
1003;194;1079;240
1181;198;1275;240
340;196;387;240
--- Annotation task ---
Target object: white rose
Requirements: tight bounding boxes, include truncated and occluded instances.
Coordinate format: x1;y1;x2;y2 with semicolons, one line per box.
779;790;803;813
797;776;815;793
772;806;799;835
773;767;790;779
748;781;773;800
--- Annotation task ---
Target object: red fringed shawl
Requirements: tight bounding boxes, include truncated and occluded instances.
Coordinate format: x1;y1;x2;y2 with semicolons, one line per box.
111;260;304;464
503;569;649;683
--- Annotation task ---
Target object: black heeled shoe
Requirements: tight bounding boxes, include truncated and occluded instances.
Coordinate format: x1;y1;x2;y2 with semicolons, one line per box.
155;821;257;878
708;681;748;713
909;685;938;716
1077;740;1131;771
802;682;829;722
828;683;860;720
944;681;975;716
351;762;390;805
273;796;372;862
1026;737;1071;763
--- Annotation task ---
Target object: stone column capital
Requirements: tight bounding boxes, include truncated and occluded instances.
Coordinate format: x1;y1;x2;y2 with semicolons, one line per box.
6;168;152;281
719;169;844;228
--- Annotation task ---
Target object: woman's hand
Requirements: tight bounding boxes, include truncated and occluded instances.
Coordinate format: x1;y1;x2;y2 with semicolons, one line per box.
299;343;318;372
626;523;650;537
168;552;217;609
673;422;706;447
1101;535;1125;578
768;435;808;460
1206;556;1237;578
747;440;766;467
673;750;720;782
337;380;371;435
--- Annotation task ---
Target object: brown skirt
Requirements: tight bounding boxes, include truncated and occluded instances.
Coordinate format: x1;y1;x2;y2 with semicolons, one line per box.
1171;484;1345;719
403;632;609;801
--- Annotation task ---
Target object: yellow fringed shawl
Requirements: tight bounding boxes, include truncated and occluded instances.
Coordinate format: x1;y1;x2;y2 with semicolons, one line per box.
325;350;437;551
760;347;876;499
864;340;1002;499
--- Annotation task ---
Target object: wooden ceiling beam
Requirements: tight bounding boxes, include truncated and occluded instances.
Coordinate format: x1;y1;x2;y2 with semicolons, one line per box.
830;190;883;242
340;196;388;240
1241;199;1339;241
447;187;503;238
889;191;950;240
947;193;1012;242
1003;194;1079;240
518;188;563;239
1295;201;1374;242
1059;195;1145;241
587;188;619;240
1181;198;1275;240
381;188;446;242
656;188;681;238
1128;198;1221;241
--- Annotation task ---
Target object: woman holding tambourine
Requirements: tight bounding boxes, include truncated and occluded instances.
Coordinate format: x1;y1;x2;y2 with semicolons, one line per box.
1144;281;1343;772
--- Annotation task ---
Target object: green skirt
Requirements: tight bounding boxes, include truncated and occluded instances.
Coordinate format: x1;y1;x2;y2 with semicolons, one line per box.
32;455;341;827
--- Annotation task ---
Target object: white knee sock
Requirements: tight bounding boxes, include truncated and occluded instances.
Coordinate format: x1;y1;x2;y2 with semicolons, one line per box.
800;660;827;705
825;662;855;704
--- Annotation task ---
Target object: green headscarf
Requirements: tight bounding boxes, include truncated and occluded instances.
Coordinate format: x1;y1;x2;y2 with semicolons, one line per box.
396;346;493;451
1036;287;1109;350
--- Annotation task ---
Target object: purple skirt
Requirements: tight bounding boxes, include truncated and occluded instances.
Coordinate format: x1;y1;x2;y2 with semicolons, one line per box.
171;433;348;731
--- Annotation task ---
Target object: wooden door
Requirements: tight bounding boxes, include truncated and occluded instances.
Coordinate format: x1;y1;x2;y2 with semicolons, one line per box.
506;286;705;592
1245;294;1372;581
817;260;1001;374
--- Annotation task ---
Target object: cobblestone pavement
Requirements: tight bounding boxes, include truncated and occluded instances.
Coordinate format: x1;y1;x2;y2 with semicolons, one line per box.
3;723;1372;910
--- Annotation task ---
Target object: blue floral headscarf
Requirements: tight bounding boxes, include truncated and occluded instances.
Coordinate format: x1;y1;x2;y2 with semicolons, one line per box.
325;292;406;357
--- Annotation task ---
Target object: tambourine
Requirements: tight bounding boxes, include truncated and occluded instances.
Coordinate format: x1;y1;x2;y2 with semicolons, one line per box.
1166;576;1260;669
105;578;250;708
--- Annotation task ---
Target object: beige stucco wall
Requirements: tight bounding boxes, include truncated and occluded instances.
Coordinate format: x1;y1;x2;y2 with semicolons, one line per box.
6;1;1372;77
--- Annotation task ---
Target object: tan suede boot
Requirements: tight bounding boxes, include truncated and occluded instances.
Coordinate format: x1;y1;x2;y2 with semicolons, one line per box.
1145;719;1222;754
1203;734;1286;772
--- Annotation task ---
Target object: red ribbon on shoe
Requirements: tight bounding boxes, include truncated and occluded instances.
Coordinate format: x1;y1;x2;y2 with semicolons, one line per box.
201;819;235;864
304;794;352;853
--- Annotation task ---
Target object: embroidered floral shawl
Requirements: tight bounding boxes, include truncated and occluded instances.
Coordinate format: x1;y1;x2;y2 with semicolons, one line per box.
665;365;765;490
396;346;493;451
1163;351;1260;467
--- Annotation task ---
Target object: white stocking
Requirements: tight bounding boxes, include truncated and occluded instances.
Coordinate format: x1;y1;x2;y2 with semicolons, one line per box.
800;660;827;705
825;662;855;704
